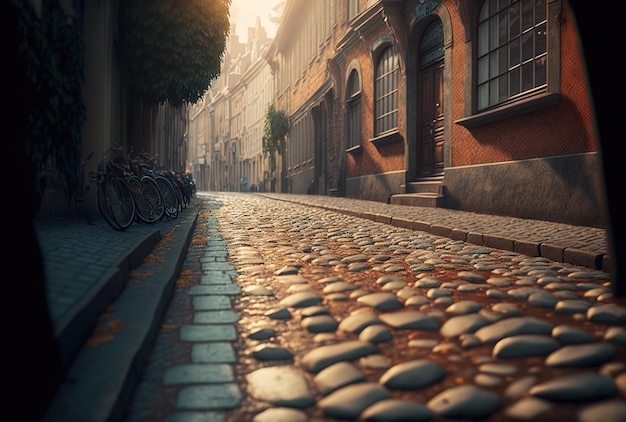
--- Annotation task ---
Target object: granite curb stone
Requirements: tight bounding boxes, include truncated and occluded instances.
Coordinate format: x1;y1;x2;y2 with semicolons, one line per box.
42;208;199;422
259;193;608;272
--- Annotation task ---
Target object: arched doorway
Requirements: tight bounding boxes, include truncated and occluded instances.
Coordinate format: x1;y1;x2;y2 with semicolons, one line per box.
418;19;445;178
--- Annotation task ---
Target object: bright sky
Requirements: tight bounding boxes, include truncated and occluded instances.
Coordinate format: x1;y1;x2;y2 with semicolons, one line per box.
229;0;280;42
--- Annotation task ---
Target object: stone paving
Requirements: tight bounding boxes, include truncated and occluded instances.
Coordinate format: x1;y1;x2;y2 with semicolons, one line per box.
124;192;626;422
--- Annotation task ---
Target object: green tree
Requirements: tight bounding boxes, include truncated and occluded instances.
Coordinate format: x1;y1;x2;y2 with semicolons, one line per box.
262;103;289;192
262;103;289;155
121;0;230;107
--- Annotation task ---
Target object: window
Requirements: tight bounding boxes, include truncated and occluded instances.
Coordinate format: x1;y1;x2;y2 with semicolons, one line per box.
477;0;547;110
346;70;362;150
374;46;399;136
348;0;360;21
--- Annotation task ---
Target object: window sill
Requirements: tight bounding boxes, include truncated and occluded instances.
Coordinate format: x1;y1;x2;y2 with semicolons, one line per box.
369;129;402;147
455;92;561;129
347;144;362;154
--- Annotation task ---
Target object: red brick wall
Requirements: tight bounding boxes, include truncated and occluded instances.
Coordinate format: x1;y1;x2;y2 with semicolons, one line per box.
449;2;597;167
345;24;407;179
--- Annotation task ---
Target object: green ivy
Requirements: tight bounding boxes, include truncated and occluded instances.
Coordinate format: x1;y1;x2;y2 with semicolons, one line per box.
120;0;230;107
13;0;86;199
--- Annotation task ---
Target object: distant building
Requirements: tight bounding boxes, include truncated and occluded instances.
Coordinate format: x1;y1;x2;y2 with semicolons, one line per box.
188;18;273;192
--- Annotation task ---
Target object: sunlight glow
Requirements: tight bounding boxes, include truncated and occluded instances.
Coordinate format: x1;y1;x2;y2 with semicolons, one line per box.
229;0;282;42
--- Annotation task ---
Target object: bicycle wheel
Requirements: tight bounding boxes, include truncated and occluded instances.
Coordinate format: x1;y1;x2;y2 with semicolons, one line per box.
141;175;165;222
155;176;180;219
125;175;144;222
98;174;122;230
164;172;184;213
126;175;158;224
99;174;135;230
129;175;164;223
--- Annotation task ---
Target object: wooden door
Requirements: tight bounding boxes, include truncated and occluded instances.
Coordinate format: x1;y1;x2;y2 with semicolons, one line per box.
418;20;444;178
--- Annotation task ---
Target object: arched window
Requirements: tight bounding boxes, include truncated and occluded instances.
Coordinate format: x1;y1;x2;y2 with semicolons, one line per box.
374;46;399;136
346;69;361;150
477;0;547;110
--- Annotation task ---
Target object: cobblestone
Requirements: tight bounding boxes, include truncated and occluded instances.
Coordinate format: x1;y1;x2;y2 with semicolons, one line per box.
121;193;625;421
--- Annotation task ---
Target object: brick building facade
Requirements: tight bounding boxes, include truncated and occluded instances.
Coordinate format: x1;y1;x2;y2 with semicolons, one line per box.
190;0;602;228
274;0;601;227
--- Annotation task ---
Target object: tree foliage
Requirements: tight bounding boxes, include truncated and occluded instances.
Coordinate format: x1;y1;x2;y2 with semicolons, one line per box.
121;0;231;107
262;103;289;155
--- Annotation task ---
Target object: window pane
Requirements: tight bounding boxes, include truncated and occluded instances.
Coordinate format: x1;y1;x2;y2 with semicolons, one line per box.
490;53;498;78
499;45;508;73
535;0;546;23
498;10;508;45
490;16;498;50
535;22;546;55
535;56;546;86
522;0;533;30
521;61;533;91
356;108;361;144
478;56;489;83
509;1;520;37
380;95;389;116
480;1;489;21
348;74;354;96
478;83;489;109
490;0;498;14
510;66;520;96
478;22;489;56
489;79;498;105
498;74;508;102
522;30;533;62
510;36;520;66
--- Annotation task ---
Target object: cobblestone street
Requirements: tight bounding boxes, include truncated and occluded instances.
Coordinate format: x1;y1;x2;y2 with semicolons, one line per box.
124;192;626;422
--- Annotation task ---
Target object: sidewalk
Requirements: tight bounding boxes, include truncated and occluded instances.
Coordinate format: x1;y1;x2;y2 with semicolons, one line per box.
259;193;610;273
40;205;199;422
39;192;613;421
36;207;199;369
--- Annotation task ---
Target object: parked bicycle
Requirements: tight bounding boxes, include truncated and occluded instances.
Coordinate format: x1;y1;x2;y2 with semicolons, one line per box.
88;148;136;231
86;144;196;230
147;157;189;212
113;145;165;224
133;151;181;220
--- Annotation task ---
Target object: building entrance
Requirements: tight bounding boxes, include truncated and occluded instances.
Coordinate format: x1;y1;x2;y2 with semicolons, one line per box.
418;19;445;178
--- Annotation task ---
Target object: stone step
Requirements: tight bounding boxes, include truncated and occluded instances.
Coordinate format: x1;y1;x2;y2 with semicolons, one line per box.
404;180;444;194
388;192;446;207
